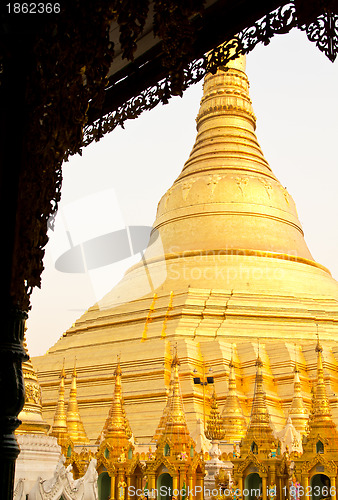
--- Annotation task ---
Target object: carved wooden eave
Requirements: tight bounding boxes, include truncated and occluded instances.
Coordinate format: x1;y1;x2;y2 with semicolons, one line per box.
2;0;338;313
126;456;145;476
299;453;337;475
190;452;206;474
233;451;268;476
146;455;177;476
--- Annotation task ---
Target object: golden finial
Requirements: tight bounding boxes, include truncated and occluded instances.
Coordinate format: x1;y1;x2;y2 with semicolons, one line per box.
171;342;180;367
156;348;194;454
205;386;225;441
315;324;322;352
97;356;133;458
66;358;89;444
50;360;69;443
301;339;338;456
152;371;174;442
312;334;331;420
239;349;276;456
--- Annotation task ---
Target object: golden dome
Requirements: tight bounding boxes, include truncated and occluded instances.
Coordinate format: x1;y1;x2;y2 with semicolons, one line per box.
99;54;338;310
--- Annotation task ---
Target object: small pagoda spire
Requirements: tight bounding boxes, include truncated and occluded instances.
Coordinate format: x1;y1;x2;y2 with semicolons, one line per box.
288;353;308;435
221;350;247;443
50;360;69;442
98;356;132;459
152;369;174;442
156;348;195;455
205;386;225;441
313;334;331;419
66;359;89;444
239;352;276;456
301;338;338;456
16;334;50;435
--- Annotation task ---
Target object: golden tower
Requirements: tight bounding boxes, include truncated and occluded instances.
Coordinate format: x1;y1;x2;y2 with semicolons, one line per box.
96;359;137;500
156;352;195;456
146;352;205;500
33;54;338;443
303;339;338;452
288;361;308;436
97;358;133;461
232;355;286;500
16;337;50;435
49;362;69;444
239;355;276;457
66;360;89;444
221;356;247;443
293;340;338;495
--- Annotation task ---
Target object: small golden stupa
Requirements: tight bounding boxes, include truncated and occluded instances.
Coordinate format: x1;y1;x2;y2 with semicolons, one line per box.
49;362;68;445
294;340;338;495
96;358;137;500
232;356;287;500
288;359;309;435
16;337;50;435
33;53;338;444
221;357;247;443
66;361;89;444
146;352;204;500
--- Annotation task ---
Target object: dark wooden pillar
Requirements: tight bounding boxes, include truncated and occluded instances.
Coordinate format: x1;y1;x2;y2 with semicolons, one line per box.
0;308;28;499
0;21;30;499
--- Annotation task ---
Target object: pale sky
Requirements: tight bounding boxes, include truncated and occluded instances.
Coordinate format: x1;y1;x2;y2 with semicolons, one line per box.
27;29;338;357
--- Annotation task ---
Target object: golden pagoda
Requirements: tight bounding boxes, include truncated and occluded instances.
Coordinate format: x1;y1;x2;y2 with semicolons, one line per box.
49;362;69;449
145;352;205;500
293;339;338;497
33;53;338;446
237;355;277;457
152;368;174;443
66;360;89;444
288;360;309;436
96;357;139;500
97;358;133;462
221;356;247;443
16;337;50;435
232;356;288;500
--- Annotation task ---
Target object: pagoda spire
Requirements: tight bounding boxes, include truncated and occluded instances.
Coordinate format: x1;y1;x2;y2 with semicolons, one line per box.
315;337;330;414
16;335;50;435
66;359;89;444
98;357;132;459
288;357;308;435
156;349;195;454
240;353;276;456
301;339;338;456
50;361;69;443
221;352;247;443
152;367;174;442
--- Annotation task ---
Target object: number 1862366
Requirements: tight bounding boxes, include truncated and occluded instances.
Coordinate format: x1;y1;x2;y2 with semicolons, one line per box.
284;484;335;497
6;3;61;14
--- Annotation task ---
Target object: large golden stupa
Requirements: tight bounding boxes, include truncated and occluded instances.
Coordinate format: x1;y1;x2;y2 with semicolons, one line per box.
33;55;338;444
